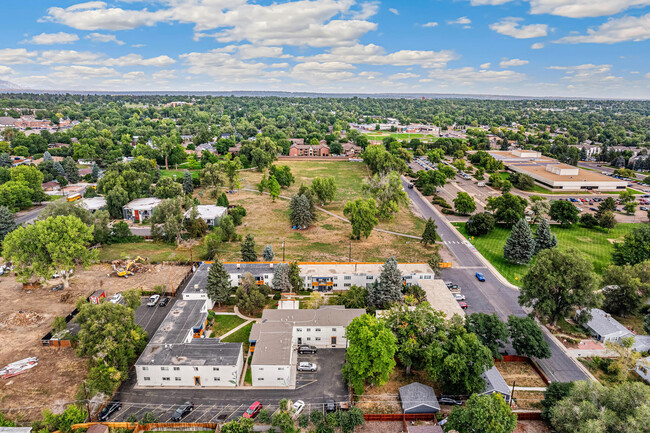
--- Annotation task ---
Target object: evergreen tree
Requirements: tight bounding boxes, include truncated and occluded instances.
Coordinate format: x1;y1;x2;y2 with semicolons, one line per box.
42;151;52;162
271;263;292;292
241;234;257;261
367;257;403;309
0;205;17;242
268;175;280;201
503;219;536;264
62;156;79;183
263;244;274;261
217;192;229;207
288;261;302;292
206;260;231;307
420;218;437;246
0;153;12;168
289;194;314;228
182;169;194;194
53;161;65;178
91;163;100;181
535;218;557;253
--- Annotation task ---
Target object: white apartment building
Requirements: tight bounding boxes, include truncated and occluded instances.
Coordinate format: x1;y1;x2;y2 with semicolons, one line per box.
249;307;365;387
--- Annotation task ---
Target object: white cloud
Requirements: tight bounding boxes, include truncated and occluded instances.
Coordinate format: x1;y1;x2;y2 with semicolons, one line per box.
428;67;526;83
500;58;529;67
122;71;145;80
23;32;79;45
489;17;548;39
180;50;286;83
38;50;103;65
468;0;650;18
103;54;175;67
480;62;491;69
0;48;38;64
389;8;399;15
215;45;289;59
42;1;168;30
531;42;545;49
422;22;438;28
388;72;419;80
290;61;356;84
86;32;125;45
51;64;119;78
448;16;471;25
152;69;176;81
555;13;650;44
297;43;457;68
547;64;624;84
0;66;16;76
350;1;379;20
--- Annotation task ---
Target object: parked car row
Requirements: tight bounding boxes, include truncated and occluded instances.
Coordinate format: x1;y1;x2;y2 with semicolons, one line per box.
447;281;469;310
146;294;171;307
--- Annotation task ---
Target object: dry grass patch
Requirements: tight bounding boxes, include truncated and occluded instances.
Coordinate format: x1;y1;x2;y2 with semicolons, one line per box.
357;369;439;414
512;391;544;410
495;361;547;387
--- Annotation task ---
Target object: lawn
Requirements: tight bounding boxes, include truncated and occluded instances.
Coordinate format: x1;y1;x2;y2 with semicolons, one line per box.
454;222;640;285
211;314;246;337
159;168;199;179
222;322;253;352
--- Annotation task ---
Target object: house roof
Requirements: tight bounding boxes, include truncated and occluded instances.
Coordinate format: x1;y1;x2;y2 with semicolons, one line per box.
290;144;329;150
184;205;227;221
124;197;162;210
81;197;106;211
633;335;650;352
399;382;440;413
481;366;510;397
0;117;16;126
581;308;632;339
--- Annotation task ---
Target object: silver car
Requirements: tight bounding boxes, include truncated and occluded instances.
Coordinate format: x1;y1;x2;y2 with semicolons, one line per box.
297;362;317;372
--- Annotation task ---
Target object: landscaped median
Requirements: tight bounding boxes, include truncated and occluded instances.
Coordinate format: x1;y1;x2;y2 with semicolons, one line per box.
453;222;639;285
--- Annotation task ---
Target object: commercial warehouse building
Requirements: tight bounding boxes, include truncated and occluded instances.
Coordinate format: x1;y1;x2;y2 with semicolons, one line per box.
248;306;365;387
487;150;627;191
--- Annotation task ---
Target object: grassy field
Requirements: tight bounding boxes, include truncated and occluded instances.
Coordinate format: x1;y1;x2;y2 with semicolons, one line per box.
222;322;253;352
454;222;639;285
159;168;199;179
211;314;246;337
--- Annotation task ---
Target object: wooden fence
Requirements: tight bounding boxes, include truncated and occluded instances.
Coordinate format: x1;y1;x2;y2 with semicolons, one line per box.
70;422;219;432
513;411;543;421
363;413;437;422
500;355;551;385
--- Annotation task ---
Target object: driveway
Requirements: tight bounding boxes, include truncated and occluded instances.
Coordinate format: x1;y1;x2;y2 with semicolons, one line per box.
402;177;589;383
133;296;176;337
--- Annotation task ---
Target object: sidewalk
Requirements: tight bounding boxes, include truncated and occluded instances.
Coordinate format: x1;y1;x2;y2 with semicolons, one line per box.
234;306;260;322
219;319;253;340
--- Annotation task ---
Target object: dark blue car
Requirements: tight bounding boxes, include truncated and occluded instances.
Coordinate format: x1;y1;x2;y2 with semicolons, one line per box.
476;272;486;282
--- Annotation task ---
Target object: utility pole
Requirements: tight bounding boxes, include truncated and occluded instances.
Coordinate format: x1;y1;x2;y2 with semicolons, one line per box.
348;239;351;262
282;241;285;262
82;381;91;421
170;268;175;297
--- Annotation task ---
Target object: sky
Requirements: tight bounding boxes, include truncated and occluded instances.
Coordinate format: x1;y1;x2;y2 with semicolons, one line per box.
1;0;650;98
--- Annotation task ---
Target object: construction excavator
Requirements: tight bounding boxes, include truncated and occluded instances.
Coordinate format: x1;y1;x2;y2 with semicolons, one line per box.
110;256;147;278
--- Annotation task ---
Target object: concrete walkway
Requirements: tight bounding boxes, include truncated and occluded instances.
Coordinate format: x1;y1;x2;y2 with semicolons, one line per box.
513;386;547;392
219;319;253;340
234;306;260;322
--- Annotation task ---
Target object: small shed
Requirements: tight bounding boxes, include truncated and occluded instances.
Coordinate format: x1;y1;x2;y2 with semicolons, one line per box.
87;425;109;433
89;290;106;304
399;382;440;414
481;366;511;403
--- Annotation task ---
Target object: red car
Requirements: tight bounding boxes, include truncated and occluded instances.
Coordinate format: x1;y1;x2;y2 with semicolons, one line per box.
243;401;262;419
458;302;468;309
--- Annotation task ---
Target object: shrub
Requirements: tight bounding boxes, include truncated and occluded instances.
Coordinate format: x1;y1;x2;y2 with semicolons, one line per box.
257;409;271;424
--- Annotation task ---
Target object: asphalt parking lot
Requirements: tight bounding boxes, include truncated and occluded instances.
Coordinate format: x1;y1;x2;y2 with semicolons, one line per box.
109;349;348;423
133;296;175;336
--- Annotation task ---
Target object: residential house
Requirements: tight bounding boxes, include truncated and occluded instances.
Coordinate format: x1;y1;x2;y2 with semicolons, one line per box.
184;205;227;226
635;357;650;383
42;181;60;192
289;143;330;157
341;142;363;156
81;197;107;212
481;366;511;403
579;308;633;343
399;382;440;414
122;198;162;222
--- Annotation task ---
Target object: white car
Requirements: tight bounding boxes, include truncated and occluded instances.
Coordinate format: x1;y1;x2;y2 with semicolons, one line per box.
147;295;160;306
292;400;305;417
109;293;123;304
453;293;466;301
297;362;317;372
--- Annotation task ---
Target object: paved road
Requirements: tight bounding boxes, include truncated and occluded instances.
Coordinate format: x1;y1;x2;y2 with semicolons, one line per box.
402;177;589;383
579;161;648;182
15;203;48;225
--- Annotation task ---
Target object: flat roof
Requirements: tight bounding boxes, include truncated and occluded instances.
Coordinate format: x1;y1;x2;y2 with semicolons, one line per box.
184;205;227;220
184;263;210;296
148;299;206;346
81;196;106;210
138;338;242;366
124;197;162;210
420;279;465;319
219;262;434;277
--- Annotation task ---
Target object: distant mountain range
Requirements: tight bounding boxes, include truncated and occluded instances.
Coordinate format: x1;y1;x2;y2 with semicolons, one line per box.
0;80;23;91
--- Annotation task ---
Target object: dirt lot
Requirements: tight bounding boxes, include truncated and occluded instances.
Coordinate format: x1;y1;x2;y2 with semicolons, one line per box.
357;369;439;414
495;361;547;387
514;420;552;433
0;264;190;422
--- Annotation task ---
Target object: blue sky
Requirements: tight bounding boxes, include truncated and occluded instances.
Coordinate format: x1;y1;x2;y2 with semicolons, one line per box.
0;0;649;97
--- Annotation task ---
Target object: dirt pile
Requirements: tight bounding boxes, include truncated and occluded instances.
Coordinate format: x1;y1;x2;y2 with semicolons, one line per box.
0;311;49;329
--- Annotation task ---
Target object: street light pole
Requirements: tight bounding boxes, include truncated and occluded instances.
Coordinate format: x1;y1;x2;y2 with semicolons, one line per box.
282;242;285;262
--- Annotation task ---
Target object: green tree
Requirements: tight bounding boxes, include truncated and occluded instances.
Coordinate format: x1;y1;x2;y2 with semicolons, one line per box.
150;198;184;244
0;181;33;211
343;198;378;240
288;261;302;292
62;156;79;183
420;218;438;246
530;197;550;224
0;205;17;242
153;176;183;198
235;272;267;314
466;212;496;236
269;164;295;188
549;200;580;226
3;215;97;288
219;215;236;242
122;288;142;310
445;393;517;433
39;200;93;225
337;285;368;309
220;418;254;433
41;405;88;433
579;213;598;228
92;210;111;245
519;248;600;326
222;156;243;190
182;169;194;194
507;315;551;358
289;194;314;228
598;210;617;232
612;224;650;266
427;244;443;275
272;263;292;292
217;192;229;207
241;234;257;261
596;196;617;218
541;381;574;421
503;219;536;264
204;231;223;260
91;163;100;181
465;313;509;360
601;263;648;317
184;206;208;238
486;193;527;224
361;171;408;220
206;260;232;308
534;218;557;253
263;244;274;261
367;257;403;309
342;314;397;395
311;176;337;205
454;191;476;215
268;175;281;201
106;185;130;218
0;412;15;427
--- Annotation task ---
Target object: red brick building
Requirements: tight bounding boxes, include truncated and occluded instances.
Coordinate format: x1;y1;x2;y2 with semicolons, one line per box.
289;143;330;157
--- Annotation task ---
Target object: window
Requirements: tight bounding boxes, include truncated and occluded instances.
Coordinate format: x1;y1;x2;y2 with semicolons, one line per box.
278;367;283;370
344;276;351;280
333;284;338;288
143;377;150;381
296;328;302;332
315;328;321;332
277;378;283;381
214;377;220;381
316;337;321;341
193;367;199;371
307;337;311;341
161;367;169;371
142;367;148;371
175;377;181;381
173;367;180;371
423;275;432;280
213;367;220;371
366;276;374;280
162;377;170;381
260;368;264;371
332;328;337;332
307;328;311;332
344;283;351;287
258;378;264;381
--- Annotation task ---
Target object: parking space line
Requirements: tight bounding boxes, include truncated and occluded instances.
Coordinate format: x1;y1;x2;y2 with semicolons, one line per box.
295;380;318;390
226;404;243;421
208;404;230;423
